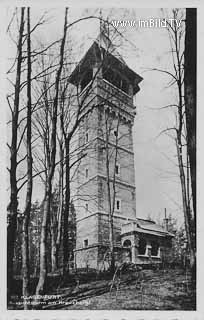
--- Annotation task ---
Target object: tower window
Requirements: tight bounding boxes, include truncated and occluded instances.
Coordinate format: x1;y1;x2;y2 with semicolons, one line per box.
115;198;121;212
121;78;129;93
84;239;88;247
85;131;89;143
85;168;89;179
115;163;120;176
113;129;120;139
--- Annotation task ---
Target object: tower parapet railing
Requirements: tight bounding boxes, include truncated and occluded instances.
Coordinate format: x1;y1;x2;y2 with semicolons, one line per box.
77;77;136;119
97;78;134;109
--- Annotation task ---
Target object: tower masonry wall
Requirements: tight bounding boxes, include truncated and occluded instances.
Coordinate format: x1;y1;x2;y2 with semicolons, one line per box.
98;146;136;187
98;213;132;245
98;178;136;219
75;75;138;269
75;213;133;270
76;214;98;249
75;246;98;269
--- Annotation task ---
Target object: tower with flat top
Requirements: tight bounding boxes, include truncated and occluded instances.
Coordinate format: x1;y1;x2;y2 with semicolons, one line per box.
69;30;143;270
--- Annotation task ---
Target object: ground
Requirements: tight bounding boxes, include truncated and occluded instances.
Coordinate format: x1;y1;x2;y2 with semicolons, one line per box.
46;267;195;310
9;267;196;310
77;268;195;310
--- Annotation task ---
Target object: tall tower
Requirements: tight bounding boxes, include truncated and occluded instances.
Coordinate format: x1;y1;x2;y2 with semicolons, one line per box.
69;31;143;269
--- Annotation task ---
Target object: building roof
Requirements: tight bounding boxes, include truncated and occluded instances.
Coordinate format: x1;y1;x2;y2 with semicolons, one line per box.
68;30;143;95
137;218;174;237
121;218;175;238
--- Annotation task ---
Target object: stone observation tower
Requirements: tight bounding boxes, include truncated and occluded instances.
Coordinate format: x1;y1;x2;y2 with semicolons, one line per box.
69;29;173;270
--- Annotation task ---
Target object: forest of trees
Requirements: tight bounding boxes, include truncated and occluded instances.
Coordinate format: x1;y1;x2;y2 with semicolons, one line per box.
156;8;196;271
6;7;196;309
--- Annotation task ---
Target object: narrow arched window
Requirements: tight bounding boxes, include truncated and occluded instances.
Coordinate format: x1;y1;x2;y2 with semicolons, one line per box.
123;239;131;248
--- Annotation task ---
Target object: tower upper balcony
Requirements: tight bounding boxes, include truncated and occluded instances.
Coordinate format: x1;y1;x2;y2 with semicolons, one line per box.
77;72;135;115
96;75;134;115
68;32;143;120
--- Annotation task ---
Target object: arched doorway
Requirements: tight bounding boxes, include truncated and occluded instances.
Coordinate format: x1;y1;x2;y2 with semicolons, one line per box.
123;239;132;263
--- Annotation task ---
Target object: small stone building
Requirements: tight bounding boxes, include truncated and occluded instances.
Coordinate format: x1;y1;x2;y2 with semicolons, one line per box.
68;30;174;270
121;218;174;265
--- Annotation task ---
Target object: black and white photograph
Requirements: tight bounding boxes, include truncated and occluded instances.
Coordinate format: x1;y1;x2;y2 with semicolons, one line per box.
3;3;199;316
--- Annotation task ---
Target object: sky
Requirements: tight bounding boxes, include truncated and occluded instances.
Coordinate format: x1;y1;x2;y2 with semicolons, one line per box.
6;7;187;226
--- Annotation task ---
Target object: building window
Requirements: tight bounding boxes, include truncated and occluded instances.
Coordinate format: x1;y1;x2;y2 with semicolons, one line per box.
147;245;151;257
138;238;146;255
115;198;121;212
115;163;120;176
85;168;89;179
123;239;131;248
84;239;88;247
151;241;159;256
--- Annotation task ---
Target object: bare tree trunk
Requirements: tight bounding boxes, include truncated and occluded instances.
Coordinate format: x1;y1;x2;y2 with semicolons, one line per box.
104;111;120;274
184;8;196;232
21;7;32;310
105;144;114;273
174;9;195;269
105;111;114;274
36;188;50;295
56;142;64;268
162;9;196;270
55;105;65;269
110;116;120;271
35;8;68;297
50;200;57;272
183;8;197;278
176;137;195;267
63;139;70;276
186;149;190;211
51;224;57;272
7;7;25;300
